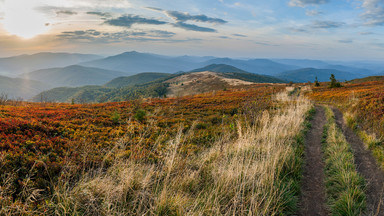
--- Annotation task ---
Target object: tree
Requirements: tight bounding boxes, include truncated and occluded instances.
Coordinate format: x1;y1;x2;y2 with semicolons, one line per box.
315;77;320;87
329;74;342;88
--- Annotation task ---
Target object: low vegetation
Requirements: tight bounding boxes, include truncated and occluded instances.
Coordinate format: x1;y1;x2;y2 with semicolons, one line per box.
322;106;366;215
309;79;384;168
0;85;316;215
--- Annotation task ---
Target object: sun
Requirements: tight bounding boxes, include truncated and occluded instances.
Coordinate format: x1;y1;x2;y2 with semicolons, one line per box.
2;0;50;39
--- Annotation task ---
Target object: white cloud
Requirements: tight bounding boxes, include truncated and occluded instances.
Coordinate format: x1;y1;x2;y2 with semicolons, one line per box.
306;9;322;16
360;0;384;26
289;0;330;7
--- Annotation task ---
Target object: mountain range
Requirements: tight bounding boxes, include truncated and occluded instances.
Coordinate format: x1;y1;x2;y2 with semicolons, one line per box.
0;51;381;100
33;64;284;103
21;65;126;88
0;52;101;77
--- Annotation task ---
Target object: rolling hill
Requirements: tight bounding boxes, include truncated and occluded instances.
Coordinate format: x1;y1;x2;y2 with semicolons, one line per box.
0;75;51;99
277;68;362;83
105;72;171;88
32;64;284;103
81;51;198;74
0;52;102;76
346;76;384;84
189;64;285;83
200;58;299;75
22;65;126;87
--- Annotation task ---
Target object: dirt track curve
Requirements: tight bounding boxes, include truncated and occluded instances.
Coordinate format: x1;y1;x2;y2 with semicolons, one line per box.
298;106;328;216
332;108;384;216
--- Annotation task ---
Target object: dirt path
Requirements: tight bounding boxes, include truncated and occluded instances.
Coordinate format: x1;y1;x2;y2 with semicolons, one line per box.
298;106;328;216
332;108;384;215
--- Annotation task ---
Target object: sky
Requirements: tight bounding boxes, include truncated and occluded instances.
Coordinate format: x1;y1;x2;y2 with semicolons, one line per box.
0;0;383;60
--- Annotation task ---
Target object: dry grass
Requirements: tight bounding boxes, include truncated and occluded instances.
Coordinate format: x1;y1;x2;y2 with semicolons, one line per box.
1;90;311;215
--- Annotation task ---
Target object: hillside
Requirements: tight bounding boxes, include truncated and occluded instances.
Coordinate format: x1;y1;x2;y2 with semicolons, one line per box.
22;65;126;87
189;64;285;83
81;51;197;74
105;72;171;88
32;85;113;103
165;71;255;97
34;64;285;102
190;64;248;73
346;76;384;84
0;52;101;76
33;82;168;103
277;68;361;82
201;58;298;75
0;75;51;99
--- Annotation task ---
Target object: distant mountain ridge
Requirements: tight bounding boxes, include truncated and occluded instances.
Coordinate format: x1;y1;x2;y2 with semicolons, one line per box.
81;51;198;74
201;58;299;75
0;52;102;76
33;64;285;103
0;75;51;99
277;68;362;83
21;65;126;87
105;72;171;88
188;64;285;83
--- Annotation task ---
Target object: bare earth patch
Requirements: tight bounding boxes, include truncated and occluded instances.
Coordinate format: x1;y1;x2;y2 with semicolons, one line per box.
165;71;254;97
298;106;328;216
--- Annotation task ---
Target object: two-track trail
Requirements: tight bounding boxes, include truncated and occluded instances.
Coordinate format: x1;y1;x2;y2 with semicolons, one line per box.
298;106;328;216
332;108;384;216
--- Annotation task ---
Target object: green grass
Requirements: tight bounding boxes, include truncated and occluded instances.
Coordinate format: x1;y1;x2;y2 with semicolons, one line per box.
322;107;366;216
344;112;384;170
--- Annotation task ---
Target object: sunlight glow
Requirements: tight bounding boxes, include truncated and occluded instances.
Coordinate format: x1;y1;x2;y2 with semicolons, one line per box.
2;0;50;39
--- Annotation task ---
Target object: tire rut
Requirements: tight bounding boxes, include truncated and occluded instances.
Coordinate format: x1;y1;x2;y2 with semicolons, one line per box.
298;106;328;216
332;108;384;216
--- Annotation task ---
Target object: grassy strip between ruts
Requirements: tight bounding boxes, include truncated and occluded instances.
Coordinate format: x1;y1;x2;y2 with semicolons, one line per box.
322;106;366;215
343;112;384;169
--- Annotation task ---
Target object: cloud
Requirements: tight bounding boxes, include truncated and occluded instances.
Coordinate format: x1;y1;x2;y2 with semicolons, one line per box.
165;10;227;24
146;7;227;25
146;7;163;11
146;7;226;32
87;11;112;18
105;15;168;28
289;0;330;7
58;29;176;43
338;39;353;43
172;22;217;32
310;20;344;28
232;33;247;37
360;0;384;26
305;9;322;16
289;20;344;33
56;10;77;16
289;27;308;32
359;31;374;35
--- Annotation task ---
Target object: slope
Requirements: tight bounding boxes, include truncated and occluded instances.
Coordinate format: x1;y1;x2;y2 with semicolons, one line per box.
277;68;361;82
105;72;171;88
0;52;102;76
22;65;126;87
190;64;285;83
81;51;197;74
0;75;51;99
201;58;299;75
